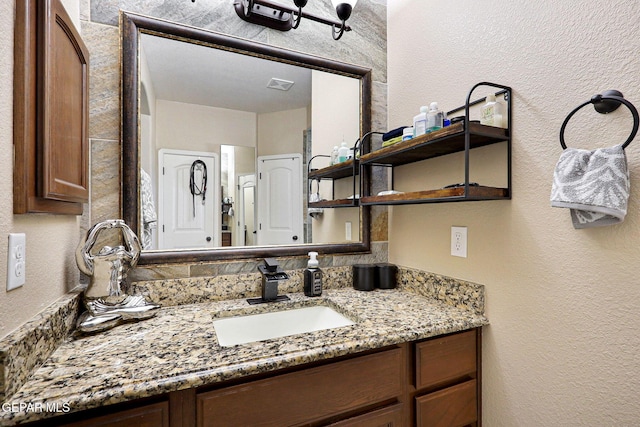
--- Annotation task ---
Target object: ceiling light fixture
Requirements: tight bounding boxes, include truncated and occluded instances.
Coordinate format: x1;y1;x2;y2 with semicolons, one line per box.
330;0;356;40
291;0;308;29
226;0;356;39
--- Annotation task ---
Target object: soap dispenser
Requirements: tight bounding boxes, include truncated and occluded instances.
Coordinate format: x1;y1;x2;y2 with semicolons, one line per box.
304;251;323;297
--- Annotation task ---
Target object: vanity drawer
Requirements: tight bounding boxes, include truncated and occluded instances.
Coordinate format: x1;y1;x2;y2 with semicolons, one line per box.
415;329;476;390
60;401;169;427
329;403;404;426
197;347;404;427
416;379;477;427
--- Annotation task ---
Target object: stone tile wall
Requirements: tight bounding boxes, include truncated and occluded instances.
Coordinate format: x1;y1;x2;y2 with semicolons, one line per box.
80;0;389;278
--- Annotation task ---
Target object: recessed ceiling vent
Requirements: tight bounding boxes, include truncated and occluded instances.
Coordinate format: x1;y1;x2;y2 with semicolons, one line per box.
267;78;294;91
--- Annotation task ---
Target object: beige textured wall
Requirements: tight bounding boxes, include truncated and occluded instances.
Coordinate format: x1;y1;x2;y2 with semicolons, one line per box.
0;0;82;339
257;108;308;157
388;0;640;425
311;71;361;243
155;100;257;153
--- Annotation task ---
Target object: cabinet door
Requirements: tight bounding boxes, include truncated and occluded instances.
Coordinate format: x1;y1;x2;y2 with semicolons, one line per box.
416;379;477;427
60;402;169;427
39;0;90;203
415;330;476;390
329;404;404;427
13;0;89;214
197;348;404;427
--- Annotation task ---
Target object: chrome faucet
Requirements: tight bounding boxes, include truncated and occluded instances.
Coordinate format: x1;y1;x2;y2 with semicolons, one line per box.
250;258;290;304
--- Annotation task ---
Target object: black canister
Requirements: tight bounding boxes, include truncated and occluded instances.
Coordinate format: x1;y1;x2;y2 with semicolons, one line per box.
376;263;397;289
352;264;376;291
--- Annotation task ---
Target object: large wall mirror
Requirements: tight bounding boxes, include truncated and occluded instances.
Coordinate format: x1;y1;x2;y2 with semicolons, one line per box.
121;12;372;264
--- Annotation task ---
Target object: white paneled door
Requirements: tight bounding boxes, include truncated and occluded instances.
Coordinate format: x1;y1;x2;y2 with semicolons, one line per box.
256;154;303;245
158;149;219;249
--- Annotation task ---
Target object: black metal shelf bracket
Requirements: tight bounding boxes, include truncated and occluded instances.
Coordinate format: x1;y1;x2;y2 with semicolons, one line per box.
447;81;512;200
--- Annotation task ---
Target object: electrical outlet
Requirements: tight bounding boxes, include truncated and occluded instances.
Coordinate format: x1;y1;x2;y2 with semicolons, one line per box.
345;222;352;241
7;233;26;291
451;226;467;258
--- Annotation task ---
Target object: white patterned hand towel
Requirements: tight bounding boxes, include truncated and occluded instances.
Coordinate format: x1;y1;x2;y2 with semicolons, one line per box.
551;145;629;229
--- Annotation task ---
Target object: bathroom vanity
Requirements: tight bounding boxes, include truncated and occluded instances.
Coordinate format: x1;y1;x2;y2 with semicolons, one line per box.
0;282;487;426
44;329;478;427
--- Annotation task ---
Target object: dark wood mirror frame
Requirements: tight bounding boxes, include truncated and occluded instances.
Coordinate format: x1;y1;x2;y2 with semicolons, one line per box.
121;12;372;265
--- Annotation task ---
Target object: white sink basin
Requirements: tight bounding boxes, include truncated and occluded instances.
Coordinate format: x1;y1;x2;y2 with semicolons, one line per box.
213;305;355;347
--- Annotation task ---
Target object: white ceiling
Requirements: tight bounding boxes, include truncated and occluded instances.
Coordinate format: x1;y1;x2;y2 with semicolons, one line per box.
140;33;312;114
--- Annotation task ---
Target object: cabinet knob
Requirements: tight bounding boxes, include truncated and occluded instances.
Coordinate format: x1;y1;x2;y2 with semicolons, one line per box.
292;235;298;241
206;236;212;242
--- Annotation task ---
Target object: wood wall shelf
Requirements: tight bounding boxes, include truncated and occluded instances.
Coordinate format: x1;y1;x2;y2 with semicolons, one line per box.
309;198;359;208
360;81;512;206
360;186;509;206
308;157;359;208
309;159;358;180
359;122;508;167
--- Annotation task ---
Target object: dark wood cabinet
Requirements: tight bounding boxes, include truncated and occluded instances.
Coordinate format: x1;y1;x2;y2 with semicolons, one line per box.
329;403;405;426
416;380;477;427
197;347;404;427
25;329;481;426
60;402;169;427
415;329;477;390
14;0;89;214
413;329;481;427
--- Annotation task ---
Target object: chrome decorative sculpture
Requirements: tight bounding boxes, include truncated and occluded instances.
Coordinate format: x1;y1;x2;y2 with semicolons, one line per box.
75;219;159;333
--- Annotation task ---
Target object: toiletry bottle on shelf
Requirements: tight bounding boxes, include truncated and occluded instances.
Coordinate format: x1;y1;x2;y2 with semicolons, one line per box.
426;102;443;132
337;142;349;163
330;146;339;165
413;106;428;137
443;111;451;127
480;93;504;127
304;251;322;297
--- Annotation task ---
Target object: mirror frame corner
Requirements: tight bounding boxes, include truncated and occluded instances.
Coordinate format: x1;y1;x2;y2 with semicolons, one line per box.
120;11;372;265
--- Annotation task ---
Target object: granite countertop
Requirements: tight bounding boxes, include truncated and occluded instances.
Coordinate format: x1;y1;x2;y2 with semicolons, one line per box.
0;287;487;425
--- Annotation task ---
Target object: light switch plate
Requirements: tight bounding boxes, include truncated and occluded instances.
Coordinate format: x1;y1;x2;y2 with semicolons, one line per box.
451;226;467;258
345;222;352;241
7;233;26;291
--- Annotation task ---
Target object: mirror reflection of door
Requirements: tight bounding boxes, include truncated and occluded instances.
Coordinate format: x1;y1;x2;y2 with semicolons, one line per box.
238;174;256;246
158;149;219;249
256;154;303;245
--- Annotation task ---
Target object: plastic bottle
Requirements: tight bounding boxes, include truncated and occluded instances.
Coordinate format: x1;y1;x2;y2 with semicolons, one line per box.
426;102;443;132
337;142;349;163
330;146;339;165
413;106;428;137
304;251;323;297
480;93;504;127
443;111;451;127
